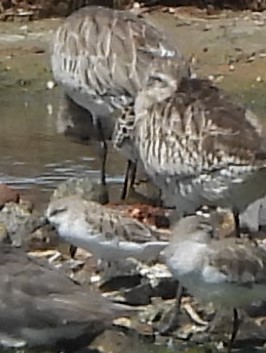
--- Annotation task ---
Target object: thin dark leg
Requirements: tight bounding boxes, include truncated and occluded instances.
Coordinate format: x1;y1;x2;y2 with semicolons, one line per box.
228;308;241;353
69;244;77;259
159;284;184;334
121;160;132;200
233;208;240;237
95;118;107;186
99;140;107;186
129;161;137;189
121;160;138;200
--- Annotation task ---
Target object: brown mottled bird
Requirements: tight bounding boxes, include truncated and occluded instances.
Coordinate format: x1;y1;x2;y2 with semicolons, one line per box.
51;5;190;194
0;244;133;352
113;77;266;219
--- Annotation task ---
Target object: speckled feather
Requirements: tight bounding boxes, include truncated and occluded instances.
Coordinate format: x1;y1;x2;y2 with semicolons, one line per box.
113;77;266;212
51;6;189;115
48;195;167;243
208;239;266;286
81;200;167;243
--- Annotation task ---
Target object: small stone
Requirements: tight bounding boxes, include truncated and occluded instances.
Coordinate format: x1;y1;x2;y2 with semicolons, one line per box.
113;317;131;328
213;75;224;83
256;76;263;82
216;341;225;350
19;198;33;212
208;75;214;81
46;80;55;90
90;275;101;284
229;64;235;71
203;24;212;31
124;283;153;305
47;104;53;115
133;2;140;8
168;7;175;14
0;184;20;208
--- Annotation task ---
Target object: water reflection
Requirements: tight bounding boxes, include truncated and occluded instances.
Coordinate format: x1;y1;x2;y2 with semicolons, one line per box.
0;86;126;204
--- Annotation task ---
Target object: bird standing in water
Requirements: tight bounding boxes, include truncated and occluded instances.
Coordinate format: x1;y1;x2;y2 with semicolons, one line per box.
51;5;190;196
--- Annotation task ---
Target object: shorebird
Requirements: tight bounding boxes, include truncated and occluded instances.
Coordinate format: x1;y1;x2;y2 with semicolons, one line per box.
51;5;190;194
162;213;266;352
0;243;133;352
113;77;266;218
46;194;169;265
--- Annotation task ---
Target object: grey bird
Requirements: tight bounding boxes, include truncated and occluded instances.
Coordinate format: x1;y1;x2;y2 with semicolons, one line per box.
0;243;134;352
46;194;169;266
113;77;266;221
162;213;266;352
51;5;190;195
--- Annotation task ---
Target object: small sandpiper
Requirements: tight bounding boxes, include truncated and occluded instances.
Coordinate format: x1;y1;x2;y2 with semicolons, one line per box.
0;243;133;352
46;194;169;266
162;212;266;352
51;5;190;194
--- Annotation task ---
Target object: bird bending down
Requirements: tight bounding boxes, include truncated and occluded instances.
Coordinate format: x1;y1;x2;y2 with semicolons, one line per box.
0;243;134;352
162;213;266;352
46;194;169;266
113;77;266;220
51;5;190;194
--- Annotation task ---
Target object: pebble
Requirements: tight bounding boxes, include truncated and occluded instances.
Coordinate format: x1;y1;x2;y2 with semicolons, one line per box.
0;184;20;207
46;80;56;90
133;2;140;8
47;104;53;115
229;64;235;71
90;275;101;284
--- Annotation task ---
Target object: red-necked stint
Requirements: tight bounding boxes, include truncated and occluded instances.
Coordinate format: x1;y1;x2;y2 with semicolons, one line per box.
46;194;169;265
162;213;266;352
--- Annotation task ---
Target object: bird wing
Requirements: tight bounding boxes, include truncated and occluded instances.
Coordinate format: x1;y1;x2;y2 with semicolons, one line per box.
140;78;265;178
52;6;188;107
83;202;161;244
205;240;266;286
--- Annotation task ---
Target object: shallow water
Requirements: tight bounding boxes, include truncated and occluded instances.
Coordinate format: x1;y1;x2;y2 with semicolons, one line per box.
0;83;128;206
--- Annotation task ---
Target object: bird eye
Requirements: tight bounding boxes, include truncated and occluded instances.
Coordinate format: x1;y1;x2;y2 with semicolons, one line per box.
122;127;128;134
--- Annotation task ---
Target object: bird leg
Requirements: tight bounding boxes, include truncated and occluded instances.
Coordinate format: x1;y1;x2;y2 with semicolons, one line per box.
120;160;137;200
158;284;184;335
69;244;77;259
95;118;107;186
227;308;242;353
99;139;107;186
129;161;137;189
232;209;241;237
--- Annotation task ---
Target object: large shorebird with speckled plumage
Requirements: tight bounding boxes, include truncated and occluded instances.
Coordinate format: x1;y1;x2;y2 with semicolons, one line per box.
51;6;190;195
113;77;266;221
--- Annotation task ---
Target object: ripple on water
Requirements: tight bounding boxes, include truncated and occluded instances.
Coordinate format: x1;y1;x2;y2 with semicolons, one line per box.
0;88;126;200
